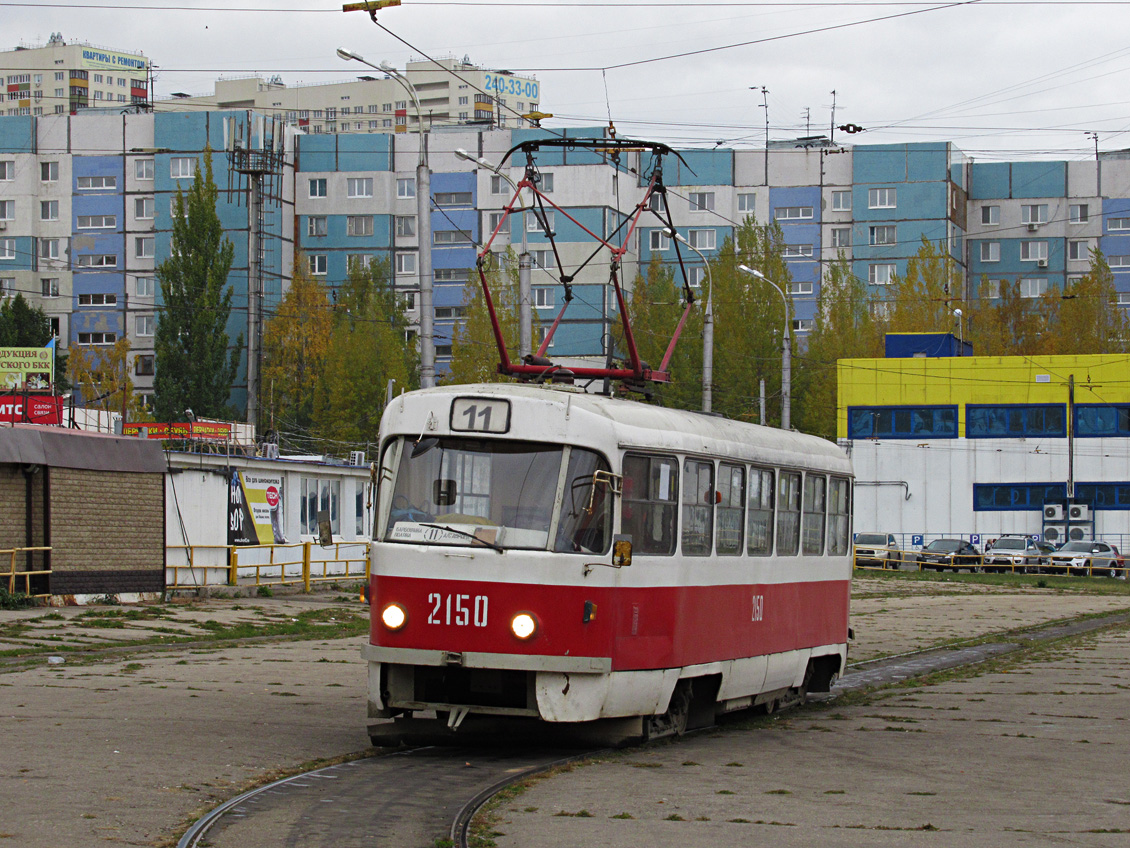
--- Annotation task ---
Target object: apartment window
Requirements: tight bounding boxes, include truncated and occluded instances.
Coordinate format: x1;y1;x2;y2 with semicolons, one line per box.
344;255;371;272
831;190;851;211
309;178;327;198
490;175;507;195
135;276;156;297
538;173;554;193
396;216;416;238
169;197;188;218
39;239;59;260
528;209;555;234
869;225;896;246
783;244;814;258
737;192;756;213
869;263;896;285
775;206;813;220
789;281;814;296
78;332;115;345
434;229;473;245
792;318;813;333
980;279;1002;299
134;197;154;220
135;314;155;336
868;188;896;209
649;193;667;213
1020;241;1048;262
78;293;117;306
396;178;415;199
980;242;1000;262
487;211;508;235
347;178;373;198
831;227;851;248
1021;204;1048;225
1069;203;1089;224
649;230;670;251
434;268;471;282
1109;217;1130;231
135;237;154;259
531;249;555;270
398;290;417;311
41;278;60;297
688;229;716;250
688;191;715;212
0;239;15;260
1109;255;1130;268
1020;277;1048;298
396;253;417;275
0;200;13;220
135;159;153;181
306;254;326;276
93;74;103;83
0;161;11;180
1069;240;1090;261
306;216;327;237
534;287;555;309
40;200;59;221
41;161;58;182
77;215;116;229
0;277;12;297
435;191;473;207
976;205;1000;226
687;266;706;288
170;157;195;179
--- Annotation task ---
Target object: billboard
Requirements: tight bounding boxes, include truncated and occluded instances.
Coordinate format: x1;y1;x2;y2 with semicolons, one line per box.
0;394;63;425
122;421;232;441
80;48;148;73
228;471;287;546
0;347;54;391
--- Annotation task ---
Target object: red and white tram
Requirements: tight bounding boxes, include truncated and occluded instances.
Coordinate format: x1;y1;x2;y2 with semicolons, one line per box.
364;382;853;743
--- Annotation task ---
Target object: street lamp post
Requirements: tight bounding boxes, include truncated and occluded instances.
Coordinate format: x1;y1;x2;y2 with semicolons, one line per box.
739;265;791;430
337;48;434;388
455;149;532;359
667;230;713;413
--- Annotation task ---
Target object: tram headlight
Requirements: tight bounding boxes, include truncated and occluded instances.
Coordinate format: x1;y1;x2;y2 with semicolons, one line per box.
380;603;407;631
510;612;538;640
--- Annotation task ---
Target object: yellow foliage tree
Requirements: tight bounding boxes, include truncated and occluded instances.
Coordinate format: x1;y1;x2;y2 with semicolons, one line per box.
448;252;522;385
67;337;147;420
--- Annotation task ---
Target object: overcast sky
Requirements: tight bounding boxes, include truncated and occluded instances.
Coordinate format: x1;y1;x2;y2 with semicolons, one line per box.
7;1;1130;160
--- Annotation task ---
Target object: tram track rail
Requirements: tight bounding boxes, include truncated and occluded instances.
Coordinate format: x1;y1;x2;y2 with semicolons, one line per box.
178;608;1130;848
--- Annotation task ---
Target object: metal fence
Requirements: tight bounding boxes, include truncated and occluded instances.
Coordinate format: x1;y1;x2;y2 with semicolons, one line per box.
1;547;52;597
166;541;370;591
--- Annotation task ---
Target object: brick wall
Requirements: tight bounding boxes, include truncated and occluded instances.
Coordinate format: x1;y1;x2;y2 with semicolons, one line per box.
49;467;164;594
0;465;47;574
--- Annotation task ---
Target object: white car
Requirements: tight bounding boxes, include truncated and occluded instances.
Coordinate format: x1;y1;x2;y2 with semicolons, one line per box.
1048;541;1125;578
853;533;902;568
983;536;1042;573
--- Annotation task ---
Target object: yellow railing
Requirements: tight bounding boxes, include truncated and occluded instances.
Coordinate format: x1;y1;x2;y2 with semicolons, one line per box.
1;547;52;597
167;541;370;592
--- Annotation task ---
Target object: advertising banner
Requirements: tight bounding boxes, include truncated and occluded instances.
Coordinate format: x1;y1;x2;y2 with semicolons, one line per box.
0;394;63;425
80;48;148;73
0;347;54;391
122;421;232;441
228;470;287;546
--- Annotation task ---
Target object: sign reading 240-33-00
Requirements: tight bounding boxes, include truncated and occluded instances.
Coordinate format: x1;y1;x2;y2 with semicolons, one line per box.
483;74;538;102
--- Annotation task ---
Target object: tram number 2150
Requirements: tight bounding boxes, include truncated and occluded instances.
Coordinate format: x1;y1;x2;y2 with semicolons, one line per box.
427;593;489;627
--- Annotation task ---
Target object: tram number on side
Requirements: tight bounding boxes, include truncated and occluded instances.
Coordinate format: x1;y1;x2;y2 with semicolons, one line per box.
751;593;765;622
427;593;489;627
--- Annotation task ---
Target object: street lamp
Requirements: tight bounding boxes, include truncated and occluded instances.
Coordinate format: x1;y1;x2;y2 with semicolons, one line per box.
739;264;791;430
455;148;532;360
666;229;713;413
337;48;434;388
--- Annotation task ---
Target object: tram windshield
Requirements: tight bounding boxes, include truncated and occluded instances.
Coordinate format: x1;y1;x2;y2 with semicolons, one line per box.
382;437;612;553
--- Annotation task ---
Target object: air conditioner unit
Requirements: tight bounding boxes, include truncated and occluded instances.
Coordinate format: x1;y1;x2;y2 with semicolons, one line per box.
262;442;279;460
1043;504;1064;521
349;450;366;467
1027;222;1038;231
1068;526;1090;542
1068;503;1090;521
1037;259;1048;268
1042;522;1065;544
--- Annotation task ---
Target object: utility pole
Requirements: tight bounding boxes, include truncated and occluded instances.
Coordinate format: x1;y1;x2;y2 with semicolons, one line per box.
752;86;769;185
829;90;837;145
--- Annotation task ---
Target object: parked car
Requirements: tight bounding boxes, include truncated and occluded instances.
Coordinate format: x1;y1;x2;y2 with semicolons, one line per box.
916;538;982;571
983;535;1044;573
853;533;902;568
1047;540;1126;578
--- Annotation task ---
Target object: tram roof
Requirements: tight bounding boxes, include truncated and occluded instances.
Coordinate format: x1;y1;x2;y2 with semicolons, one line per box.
384;384;851;474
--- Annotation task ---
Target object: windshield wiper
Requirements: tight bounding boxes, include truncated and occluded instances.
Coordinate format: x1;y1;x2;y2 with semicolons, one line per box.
419;523;505;553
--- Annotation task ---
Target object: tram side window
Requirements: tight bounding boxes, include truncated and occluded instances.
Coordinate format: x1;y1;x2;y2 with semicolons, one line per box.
777;471;801;556
682;459;714;556
554;448;613;554
802;474;827;555
747;467;774;555
827;477;851;556
622;454;678;555
716;463;745;555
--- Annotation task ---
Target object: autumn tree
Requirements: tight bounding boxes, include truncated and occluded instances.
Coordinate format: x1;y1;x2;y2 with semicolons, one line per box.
1040;251;1128;355
261;258;333;446
153;149;241;421
312;257;416;448
966;277;1044;356
448;251;523;385
66;337;147;420
885;236;966;333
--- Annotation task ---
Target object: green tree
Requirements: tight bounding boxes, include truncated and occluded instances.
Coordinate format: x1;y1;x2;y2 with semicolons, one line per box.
261;257;333;446
448;252;524;385
312;257;416;447
153;149;241;421
0;293;67;390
